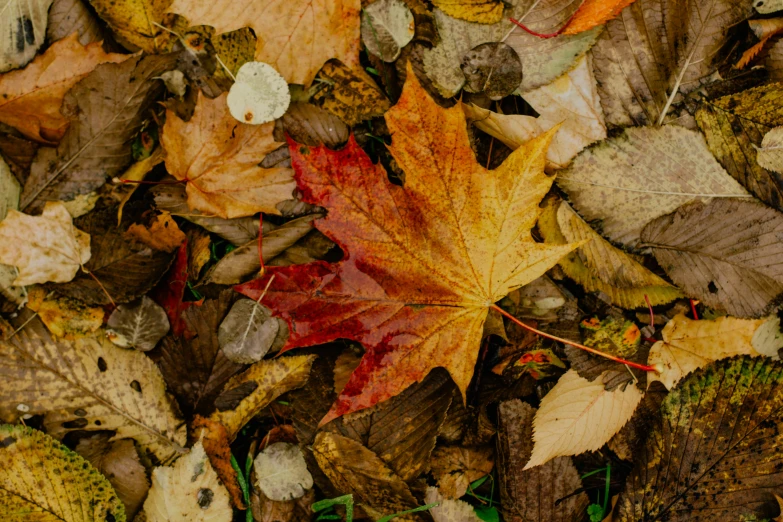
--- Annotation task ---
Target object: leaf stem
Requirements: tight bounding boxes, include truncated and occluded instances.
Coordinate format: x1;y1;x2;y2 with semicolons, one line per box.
489;304;658;373
508;17;560;38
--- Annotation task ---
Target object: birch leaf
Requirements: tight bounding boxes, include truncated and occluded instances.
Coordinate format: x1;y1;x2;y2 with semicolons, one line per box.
361;0;415;62
757;126;783;173
218;298;284;363
254;442;313;501
649;314;783;390
0;0;52;72
525;370;643;469
227;61;290;125
107;296;170;351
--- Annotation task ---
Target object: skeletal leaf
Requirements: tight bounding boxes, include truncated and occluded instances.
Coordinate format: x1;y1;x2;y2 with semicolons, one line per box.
0;201;90;286
464;55;605;170
143;441;233;522
254;442;313;501
227;61;291;125
757;126;783;173
47;0;105;44
426;487;483;522
526;370;643;469
311;62;390;126
0;425;125;521
616;357;783;521
649;314;783;390
362;0;415;62
107;296;170;351
641;198;783;318
0;316;186;464
218;298;284;363
537;197;682;308
0;0;52;72
461;42;523;100
558;125;749;247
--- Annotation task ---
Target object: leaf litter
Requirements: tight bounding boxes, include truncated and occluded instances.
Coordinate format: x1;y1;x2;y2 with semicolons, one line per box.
3;1;783;521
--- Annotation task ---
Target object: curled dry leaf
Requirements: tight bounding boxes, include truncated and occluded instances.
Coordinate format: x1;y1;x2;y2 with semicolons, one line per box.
430;445;494;499
312;62;391;126
641;198;783;318
254;442;314;501
538;197;682;308
0;425;125;521
0;0;52;73
107;295;170;351
616;357;783;521
461;42;523;100
425;487;483;522
0;201;90;286
227;61;291;125
361;0;415;62
218;298;286;363
558;125;749;247
757;126;783;173
0;34;128;144
0;315;187;464
525;369;643;469
464;55;605;170
237;67;577;423
162;91;295;218
649;314;783;390
143;441;233;522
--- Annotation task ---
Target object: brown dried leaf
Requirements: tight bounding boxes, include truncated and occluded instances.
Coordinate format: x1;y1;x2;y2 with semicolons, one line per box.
47;0;105;44
312;62;390;126
430;445;494;499
125;211;186;254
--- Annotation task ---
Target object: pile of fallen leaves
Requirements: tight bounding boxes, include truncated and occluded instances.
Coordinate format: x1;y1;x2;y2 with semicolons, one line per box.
3;0;783;520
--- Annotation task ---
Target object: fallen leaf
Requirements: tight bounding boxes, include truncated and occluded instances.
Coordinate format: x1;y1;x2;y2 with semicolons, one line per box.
218;298;286;363
497;400;590;521
0;201;91;286
361;0;415;62
143;441;233;522
498;276;569;323
86;0;178;53
757;126;783;173
736;18;783;69
590;0;754;127
0;425;125;521
0;34;128;144
560;0;636;35
426;487;483;522
61;191;99;218
54;205;175;305
0;132;37;185
464;55;606;170
616;357;783;521
461;42;523;100
649;314;783;389
250;486;315;522
537;197;682;308
187;228;211;280
254;442;314;501
227;61;290;125
47;0;105;45
211;27;256;88
76;434;151;519
162;91;295;218
525;369;643;469
0;315;187;464
27;285;104;338
191;416;245;509
558;125;749;247
107;295;170;351
641;198;783;318
21;53;176;212
167;0;360;85
125;211;186;253
696;83;783;211
430;445;494;498
312;62;391;126
755;0;783;13
236;67;577;423
431;0;503;24
313;431;424;520
150;239;194;337
0;0;52;72
281;102;350;148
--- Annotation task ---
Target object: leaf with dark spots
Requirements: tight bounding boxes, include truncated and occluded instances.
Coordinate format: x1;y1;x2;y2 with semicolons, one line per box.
616;356;783;521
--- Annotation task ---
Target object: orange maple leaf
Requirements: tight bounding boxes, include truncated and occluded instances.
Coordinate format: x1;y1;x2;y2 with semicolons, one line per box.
236;67;578;424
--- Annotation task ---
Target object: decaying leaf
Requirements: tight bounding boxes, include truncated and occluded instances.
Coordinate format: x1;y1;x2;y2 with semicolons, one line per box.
641;198;783;318
526;369;643;469
125;211;186;253
616;357;783;521
696;83;783;210
425;487;483;522
26;285;104;338
361;0;415;62
86;0;179;53
47;0;105;45
558;125;749;247
237;67;577;423
167;0;361;85
497;400;590;521
143;441;233;522
312;62;391;126
461;42;523;100
190;415;245;509
254;442;314;501
0;316;187;464
107;295;170;351
227;61;291;125
430;445;494;499
649;314;783;389
757;126;783;173
0;201;91;286
0;425;125;521
0;0;52;73
162;91;295;218
0;34;128;144
538;197;682;308
218;298;285;364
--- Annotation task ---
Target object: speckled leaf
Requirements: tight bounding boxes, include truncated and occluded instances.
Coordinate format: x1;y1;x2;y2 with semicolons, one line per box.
430;0;503;24
0;0;53;72
461;42;522;100
362;0;414;62
756;126;783;173
312;62;390;126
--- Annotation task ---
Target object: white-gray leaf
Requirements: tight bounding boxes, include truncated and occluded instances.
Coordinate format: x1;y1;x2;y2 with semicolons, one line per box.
361;0;414;63
219;299;285;363
254;442;313;501
107;296;170;352
1;0;53;72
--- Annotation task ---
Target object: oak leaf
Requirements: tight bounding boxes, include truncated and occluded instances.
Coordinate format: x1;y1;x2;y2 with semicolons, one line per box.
236;67;577;423
0;34;128;144
161;92;295;218
167;0;360;85
0;201;91;286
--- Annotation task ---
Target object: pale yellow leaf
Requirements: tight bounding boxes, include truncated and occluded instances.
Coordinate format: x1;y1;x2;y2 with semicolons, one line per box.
756;126;783;174
525;369;643;469
0;0;52;72
425;487;483;522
